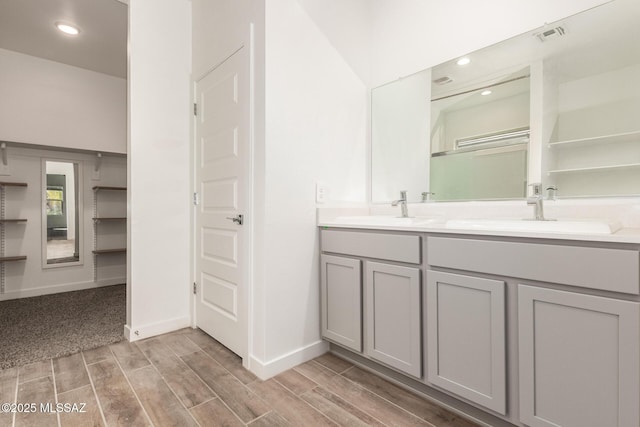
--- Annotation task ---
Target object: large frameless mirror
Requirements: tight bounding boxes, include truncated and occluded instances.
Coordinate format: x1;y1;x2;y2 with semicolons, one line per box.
42;160;82;266
371;0;640;202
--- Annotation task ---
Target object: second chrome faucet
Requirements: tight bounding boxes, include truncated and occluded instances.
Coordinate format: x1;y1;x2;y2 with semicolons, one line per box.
392;190;409;218
527;183;558;221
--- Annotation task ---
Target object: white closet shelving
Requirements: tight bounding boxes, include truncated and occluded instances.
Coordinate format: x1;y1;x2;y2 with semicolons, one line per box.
92;185;126;281
0;182;28;294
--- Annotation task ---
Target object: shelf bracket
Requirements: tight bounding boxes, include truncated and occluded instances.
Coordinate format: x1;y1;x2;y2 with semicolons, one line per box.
93;152;102;181
95;152;102;172
1;143;7;166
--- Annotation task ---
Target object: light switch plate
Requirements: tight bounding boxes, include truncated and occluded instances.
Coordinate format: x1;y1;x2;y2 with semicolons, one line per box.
316;182;327;203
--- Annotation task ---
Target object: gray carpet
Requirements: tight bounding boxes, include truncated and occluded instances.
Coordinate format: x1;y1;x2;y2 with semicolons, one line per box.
0;284;125;370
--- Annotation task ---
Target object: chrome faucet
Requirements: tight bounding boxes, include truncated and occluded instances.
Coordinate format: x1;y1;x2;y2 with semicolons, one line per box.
527;183;557;221
392;190;409;218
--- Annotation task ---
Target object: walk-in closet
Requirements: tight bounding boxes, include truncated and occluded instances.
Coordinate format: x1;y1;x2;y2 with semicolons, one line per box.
0;0;128;369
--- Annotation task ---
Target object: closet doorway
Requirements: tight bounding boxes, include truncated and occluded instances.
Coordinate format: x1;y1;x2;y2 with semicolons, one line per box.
0;0;128;370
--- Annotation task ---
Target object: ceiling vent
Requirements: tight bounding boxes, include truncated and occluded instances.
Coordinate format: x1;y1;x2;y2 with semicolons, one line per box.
433;76;453;85
536;26;567;42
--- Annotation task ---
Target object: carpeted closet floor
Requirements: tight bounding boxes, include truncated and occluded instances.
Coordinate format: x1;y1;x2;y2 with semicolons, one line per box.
0;284;125;370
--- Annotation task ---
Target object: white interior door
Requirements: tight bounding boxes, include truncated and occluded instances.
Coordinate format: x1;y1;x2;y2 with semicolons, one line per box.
194;47;249;359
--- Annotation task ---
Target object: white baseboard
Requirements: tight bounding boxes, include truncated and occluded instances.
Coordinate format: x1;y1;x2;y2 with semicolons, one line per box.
125;316;191;342
249;340;329;380
124;325;132;341
0;278;125;301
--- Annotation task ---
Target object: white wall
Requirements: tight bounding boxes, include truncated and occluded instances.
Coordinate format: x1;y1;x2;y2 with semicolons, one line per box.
370;0;611;87
261;0;368;371
295;0;372;85
192;0;263;79
0;48;126;154
127;0;192;339
0;147;126;301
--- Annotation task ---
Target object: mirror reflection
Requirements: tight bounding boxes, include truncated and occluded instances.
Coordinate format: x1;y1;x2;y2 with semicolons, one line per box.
430;69;530;200
371;70;430;203
542;0;640;197
45;160;80;264
371;0;640;203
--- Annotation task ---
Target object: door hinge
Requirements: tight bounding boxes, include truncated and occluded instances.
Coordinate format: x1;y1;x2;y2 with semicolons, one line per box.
193;192;200;206
193;282;197;295
193;103;198;116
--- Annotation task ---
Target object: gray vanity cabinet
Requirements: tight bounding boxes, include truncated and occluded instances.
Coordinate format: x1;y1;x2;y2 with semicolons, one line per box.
320;254;362;352
366;261;422;378
426;271;506;415
320;230;640;427
518;285;640;427
320;229;423;377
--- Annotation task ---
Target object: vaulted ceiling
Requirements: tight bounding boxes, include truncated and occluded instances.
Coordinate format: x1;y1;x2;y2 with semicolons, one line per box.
0;0;127;78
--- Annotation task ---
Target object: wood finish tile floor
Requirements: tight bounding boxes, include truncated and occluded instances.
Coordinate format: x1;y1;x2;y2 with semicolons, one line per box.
0;328;479;427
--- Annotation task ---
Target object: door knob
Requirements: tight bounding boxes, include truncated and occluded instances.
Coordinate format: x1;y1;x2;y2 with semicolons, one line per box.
226;214;243;225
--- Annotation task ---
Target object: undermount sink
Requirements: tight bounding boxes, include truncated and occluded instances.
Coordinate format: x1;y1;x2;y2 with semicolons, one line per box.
445;219;621;235
331;215;443;226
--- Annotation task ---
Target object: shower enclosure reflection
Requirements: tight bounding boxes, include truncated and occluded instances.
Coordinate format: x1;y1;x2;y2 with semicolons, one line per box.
43;160;82;265
430;70;530;200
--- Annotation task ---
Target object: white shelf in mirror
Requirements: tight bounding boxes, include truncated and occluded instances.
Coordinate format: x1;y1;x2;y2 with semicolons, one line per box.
548;130;640;149
548;162;640;175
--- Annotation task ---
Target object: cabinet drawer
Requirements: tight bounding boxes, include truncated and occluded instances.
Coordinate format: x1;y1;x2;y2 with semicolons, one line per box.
321;230;421;264
428;237;639;294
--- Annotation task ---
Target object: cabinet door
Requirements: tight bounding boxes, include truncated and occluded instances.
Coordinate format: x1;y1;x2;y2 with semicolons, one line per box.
320;254;362;352
519;285;640;427
426;271;506;415
365;262;421;378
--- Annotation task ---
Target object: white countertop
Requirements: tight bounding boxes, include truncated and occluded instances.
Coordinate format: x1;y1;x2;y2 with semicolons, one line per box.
318;216;640;244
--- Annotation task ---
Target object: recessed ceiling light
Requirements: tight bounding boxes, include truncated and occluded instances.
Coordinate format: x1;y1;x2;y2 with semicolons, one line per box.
456;57;471;66
55;22;80;36
481;90;492;96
